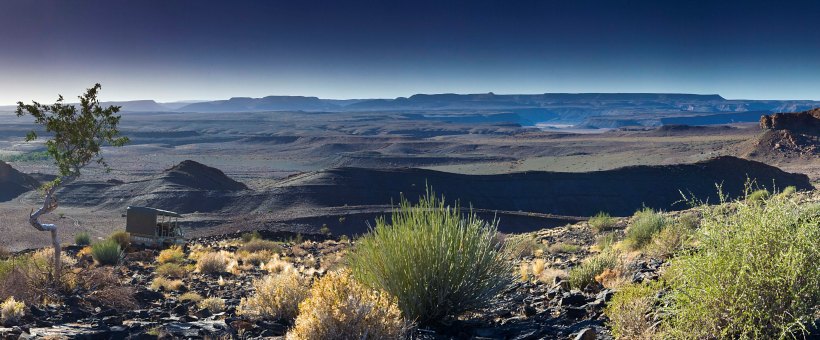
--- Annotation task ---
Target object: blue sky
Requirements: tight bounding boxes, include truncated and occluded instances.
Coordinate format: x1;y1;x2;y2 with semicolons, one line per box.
2;0;820;104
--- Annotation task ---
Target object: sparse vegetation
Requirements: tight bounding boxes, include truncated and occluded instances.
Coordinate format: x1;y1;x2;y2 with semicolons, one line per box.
91;239;122;266
150;277;185;291
605;282;660;339
589;211;617;232
74;232;91;246
568;252;616;289
241;231;262;243
595;233;617;251
238;271;310;321
548;242;582;254
196;252;227;274
288;270;406;339
108;231;130;250
199;297;225;313
503;234;544;258
240;239;283;253
644;222;692;259
156;263;187;278
0;296;25;325
179;292;203;303
624;208;667;250
660;194;820;339
157;245;185;264
349;190;512;323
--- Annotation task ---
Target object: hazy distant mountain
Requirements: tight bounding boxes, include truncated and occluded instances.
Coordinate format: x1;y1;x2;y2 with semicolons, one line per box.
176;96;340;112
346;93;728;110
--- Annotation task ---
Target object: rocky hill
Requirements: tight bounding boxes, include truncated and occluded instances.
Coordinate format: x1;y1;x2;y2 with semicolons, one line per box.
747;108;820;158
0;160;39;202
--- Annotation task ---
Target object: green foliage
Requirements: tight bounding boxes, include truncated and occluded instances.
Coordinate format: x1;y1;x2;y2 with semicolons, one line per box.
662;194;820;339
746;188;770;203
589;211;617;232
349;190;512;324
568;252;616;289
605;282;661;339
91;240;122;266
108;231;130;250
15;83;129;178
625;208;667;250
74;232;91;246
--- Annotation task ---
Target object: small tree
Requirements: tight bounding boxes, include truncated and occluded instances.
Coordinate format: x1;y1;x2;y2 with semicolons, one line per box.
16;83;129;280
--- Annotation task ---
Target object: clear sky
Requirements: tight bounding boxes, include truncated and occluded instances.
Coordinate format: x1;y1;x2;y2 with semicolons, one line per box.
2;0;820;104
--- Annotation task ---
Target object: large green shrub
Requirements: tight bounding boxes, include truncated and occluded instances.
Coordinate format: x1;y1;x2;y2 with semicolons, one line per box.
662;194;820;339
91;240;122;266
349;190;512;324
625;208;667;250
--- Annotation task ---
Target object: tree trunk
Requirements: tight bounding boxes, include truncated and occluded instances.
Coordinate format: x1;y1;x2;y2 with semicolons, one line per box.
28;184;61;282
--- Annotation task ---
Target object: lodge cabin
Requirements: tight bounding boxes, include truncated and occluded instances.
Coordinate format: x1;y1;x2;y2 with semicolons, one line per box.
125;206;185;246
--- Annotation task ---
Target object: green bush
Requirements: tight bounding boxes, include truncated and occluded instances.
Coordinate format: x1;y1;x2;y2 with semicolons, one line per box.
625;208;667;250
74;232;91;246
349;190;512;324
662;194;820;339
568;252;616;289
589;211;617;232
108;231;130;250
91;240;122;266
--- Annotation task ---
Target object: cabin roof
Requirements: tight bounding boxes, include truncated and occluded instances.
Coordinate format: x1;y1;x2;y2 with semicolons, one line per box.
126;206;183;218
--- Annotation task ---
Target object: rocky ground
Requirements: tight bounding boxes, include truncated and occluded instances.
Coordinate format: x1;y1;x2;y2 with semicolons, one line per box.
0;214;679;340
3;189;818;339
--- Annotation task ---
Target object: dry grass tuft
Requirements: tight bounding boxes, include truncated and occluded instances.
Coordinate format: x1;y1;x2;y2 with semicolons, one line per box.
238;271;310;321
287;270;407;339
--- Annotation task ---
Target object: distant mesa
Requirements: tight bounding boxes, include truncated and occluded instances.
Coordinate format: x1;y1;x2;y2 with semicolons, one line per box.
161;160;249;191
176;96;340;112
0;160;40;202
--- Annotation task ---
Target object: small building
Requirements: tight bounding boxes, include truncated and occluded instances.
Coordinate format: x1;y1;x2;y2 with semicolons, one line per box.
125;206;185;246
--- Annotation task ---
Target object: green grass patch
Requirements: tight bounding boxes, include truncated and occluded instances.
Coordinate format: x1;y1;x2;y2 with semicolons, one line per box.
588;211;617;232
91;240;122;266
568;252;616;289
74;232;91;246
